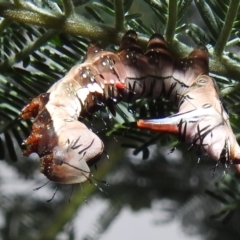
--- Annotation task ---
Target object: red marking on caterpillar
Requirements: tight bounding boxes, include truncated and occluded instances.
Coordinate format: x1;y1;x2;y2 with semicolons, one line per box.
21;30;240;186
116;82;126;90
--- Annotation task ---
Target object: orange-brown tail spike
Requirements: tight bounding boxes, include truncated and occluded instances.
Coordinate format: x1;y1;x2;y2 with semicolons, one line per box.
137;119;179;135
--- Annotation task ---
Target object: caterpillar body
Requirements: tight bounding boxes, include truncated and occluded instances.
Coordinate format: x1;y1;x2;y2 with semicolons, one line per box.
21;30;240;184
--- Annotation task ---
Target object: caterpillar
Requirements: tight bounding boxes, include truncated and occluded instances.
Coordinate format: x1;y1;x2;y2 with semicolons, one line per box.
21;30;240;184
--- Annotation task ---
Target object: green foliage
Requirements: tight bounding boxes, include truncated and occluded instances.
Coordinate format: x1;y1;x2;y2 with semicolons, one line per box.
0;0;240;239
206;174;240;222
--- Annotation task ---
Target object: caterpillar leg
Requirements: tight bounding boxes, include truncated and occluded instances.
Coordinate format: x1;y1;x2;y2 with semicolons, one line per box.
21;93;49;119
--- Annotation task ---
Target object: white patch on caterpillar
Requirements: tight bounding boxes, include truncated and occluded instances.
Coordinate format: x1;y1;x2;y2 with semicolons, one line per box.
76;87;90;106
93;83;103;94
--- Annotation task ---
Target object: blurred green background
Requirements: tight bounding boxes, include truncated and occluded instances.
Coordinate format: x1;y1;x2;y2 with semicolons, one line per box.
1;0;240;239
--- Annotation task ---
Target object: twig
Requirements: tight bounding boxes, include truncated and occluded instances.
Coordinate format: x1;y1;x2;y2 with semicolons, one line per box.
62;0;75;17
165;0;178;44
114;0;125;31
1;1;240;82
214;0;239;57
0;4;120;43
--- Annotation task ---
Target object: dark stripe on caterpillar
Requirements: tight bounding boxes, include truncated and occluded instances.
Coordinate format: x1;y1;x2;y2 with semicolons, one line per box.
21;30;240;185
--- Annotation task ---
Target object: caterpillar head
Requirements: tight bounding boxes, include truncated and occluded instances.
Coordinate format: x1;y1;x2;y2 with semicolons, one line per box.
40;122;104;184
